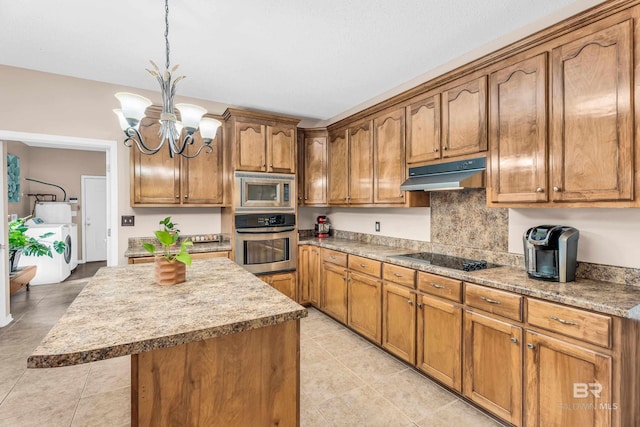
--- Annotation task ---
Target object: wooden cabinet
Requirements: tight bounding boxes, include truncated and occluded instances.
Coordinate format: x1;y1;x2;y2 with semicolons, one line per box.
489;53;548;204
382;282;416;364
406;94;441;164
442;75;488;159
131;114;224;207
348;120;374;204
328;128;349;204
298;245;321;306
373;108;406;204
524;330;612;427
550;18;633;203
347;271;382;343
223;109;299;174
301;129;328;205
260;271;297;301
321;255;348;324
463;310;523;426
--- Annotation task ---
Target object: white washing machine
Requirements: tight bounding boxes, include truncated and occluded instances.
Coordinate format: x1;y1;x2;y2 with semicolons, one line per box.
18;223;72;285
69;223;78;270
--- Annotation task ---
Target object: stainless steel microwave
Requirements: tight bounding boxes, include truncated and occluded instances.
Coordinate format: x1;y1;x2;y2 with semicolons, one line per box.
234;171;295;212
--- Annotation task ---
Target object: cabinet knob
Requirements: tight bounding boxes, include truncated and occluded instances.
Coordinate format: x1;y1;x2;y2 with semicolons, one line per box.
270;164;273;168
442;146;448;151
510;337;518;344
536;187;544;193
184;195;188;199
393;273;402;277
305;197;308;200
359;263;367;268
527;343;535;350
407;300;413;305
553;186;561;192
433;148;439;152
417;302;423;308
175;195;180;199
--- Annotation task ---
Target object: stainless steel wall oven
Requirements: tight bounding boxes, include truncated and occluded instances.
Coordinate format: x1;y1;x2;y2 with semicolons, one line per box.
234;213;297;274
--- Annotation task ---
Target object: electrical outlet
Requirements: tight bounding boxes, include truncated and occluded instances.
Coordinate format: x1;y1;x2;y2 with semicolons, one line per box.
375;221;380;232
121;215;135;226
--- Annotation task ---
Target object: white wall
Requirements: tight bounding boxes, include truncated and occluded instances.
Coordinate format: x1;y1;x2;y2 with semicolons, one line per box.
299;207;431;241
509;208;640;269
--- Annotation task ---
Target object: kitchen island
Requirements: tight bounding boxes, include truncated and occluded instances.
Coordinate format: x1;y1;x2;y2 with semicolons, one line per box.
28;258;307;427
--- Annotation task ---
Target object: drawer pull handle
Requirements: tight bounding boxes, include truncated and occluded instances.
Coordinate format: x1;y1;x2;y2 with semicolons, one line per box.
360;263;367;268
510;337;518;344
480;296;500;304
550;315;579;326
330;255;336;259
393;273;402;277
431;283;445;289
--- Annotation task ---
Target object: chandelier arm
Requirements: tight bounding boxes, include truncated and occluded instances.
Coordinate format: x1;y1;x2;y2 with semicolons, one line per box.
165;0;170;70
123;128;165;156
179;142;214;159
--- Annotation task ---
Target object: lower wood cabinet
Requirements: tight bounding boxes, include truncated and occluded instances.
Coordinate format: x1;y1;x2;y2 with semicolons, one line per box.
298;245;321;306
416;294;463;393
259;271;297;301
524;330;613;427
463;310;523;426
322;262;348;324
347;271;382;344
381;282;416;364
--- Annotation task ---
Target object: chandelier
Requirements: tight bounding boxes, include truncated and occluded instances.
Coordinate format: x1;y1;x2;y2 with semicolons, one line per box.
113;0;220;158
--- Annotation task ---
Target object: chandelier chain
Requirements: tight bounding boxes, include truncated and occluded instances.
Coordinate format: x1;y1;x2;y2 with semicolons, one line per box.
164;0;170;70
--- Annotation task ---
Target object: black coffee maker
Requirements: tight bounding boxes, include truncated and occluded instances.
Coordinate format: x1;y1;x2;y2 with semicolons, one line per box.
523;225;579;282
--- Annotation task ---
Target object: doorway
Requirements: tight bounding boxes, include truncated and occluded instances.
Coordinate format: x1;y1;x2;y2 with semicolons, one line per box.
82;175;107;262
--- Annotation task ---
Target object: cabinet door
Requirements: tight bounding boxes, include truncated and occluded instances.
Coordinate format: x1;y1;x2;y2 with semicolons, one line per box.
328;129;349;205
551;19;633;202
297;129;305;205
235;122;267;172
268;271;297;301
442;76;488;158
182;126;224;205
489;54;548;204
525;331;612;427
416;294;462;392
298;245;311;304
131;119;180;205
348;121;374;204
348;271;382;344
268;125;296;173
374;108;406;204
322;262;348;324
382;282;416;364
463;310;522;426
406;94;441;163
303;135;327;205
309;247;321;306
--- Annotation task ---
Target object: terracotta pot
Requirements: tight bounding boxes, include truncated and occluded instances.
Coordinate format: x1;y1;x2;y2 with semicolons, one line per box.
154;256;186;286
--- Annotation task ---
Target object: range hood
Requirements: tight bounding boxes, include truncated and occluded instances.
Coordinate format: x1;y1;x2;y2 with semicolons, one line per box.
400;157;486;192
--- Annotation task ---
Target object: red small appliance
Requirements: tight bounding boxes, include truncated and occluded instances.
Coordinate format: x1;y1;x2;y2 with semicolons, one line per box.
315;215;330;238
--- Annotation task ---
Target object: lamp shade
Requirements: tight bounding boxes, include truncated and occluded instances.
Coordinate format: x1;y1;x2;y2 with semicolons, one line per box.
176;103;207;133
115;92;152;123
113;109;131;131
199;118;222;141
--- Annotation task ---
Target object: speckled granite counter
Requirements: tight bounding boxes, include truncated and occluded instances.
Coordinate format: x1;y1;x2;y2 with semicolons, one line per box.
300;237;640;319
124;239;232;258
28;258;307;368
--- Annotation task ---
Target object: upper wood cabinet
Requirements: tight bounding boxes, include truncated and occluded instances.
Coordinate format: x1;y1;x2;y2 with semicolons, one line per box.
130;113;224;207
348;120;374;204
300;129;327;205
489;53;548;204
373;108;406;204
442;75;488;159
550;18;633;203
223;109;299;174
328;128;349;204
406;94;441;164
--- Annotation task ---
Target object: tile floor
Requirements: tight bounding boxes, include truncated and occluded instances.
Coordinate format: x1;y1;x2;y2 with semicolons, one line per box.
2;278;505;426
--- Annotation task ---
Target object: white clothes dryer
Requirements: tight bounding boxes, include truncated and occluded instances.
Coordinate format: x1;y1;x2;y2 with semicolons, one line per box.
69;223;78;270
18;223;72;285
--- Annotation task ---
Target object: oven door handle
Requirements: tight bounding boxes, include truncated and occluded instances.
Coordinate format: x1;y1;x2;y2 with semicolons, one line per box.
235;227;296;234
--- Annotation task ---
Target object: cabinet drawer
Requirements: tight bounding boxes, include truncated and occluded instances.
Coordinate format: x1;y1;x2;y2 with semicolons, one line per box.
383;263;416;288
321;248;347;267
349;255;381;278
527;298;611;348
465;283;522;321
417;272;462;302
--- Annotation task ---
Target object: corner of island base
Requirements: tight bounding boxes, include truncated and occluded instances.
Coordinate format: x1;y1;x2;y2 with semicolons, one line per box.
131;319;300;427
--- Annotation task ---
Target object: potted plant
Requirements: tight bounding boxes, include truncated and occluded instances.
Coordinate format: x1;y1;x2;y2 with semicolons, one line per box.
8;217;66;272
142;216;193;285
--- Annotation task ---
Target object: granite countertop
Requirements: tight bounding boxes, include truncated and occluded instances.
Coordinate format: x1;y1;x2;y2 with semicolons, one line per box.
300;237;640;319
28;258;307;368
124;240;232;258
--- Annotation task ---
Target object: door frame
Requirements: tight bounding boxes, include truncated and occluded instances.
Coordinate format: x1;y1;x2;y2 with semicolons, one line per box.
0;131;118;327
81;175;107;263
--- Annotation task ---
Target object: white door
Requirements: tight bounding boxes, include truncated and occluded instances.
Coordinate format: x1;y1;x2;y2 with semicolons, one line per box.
82;176;107;262
1;141;11;327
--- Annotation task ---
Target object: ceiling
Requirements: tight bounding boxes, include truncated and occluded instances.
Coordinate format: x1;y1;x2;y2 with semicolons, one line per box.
1;0;604;125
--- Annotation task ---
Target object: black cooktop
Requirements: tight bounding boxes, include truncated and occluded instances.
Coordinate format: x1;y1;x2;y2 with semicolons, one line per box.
390;252;500;272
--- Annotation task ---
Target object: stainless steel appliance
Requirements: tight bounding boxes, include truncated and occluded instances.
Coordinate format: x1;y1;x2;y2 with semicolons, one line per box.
389;252;500;271
400;157;486;192
234;213;297;274
234;171;295;212
523;225;579;282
